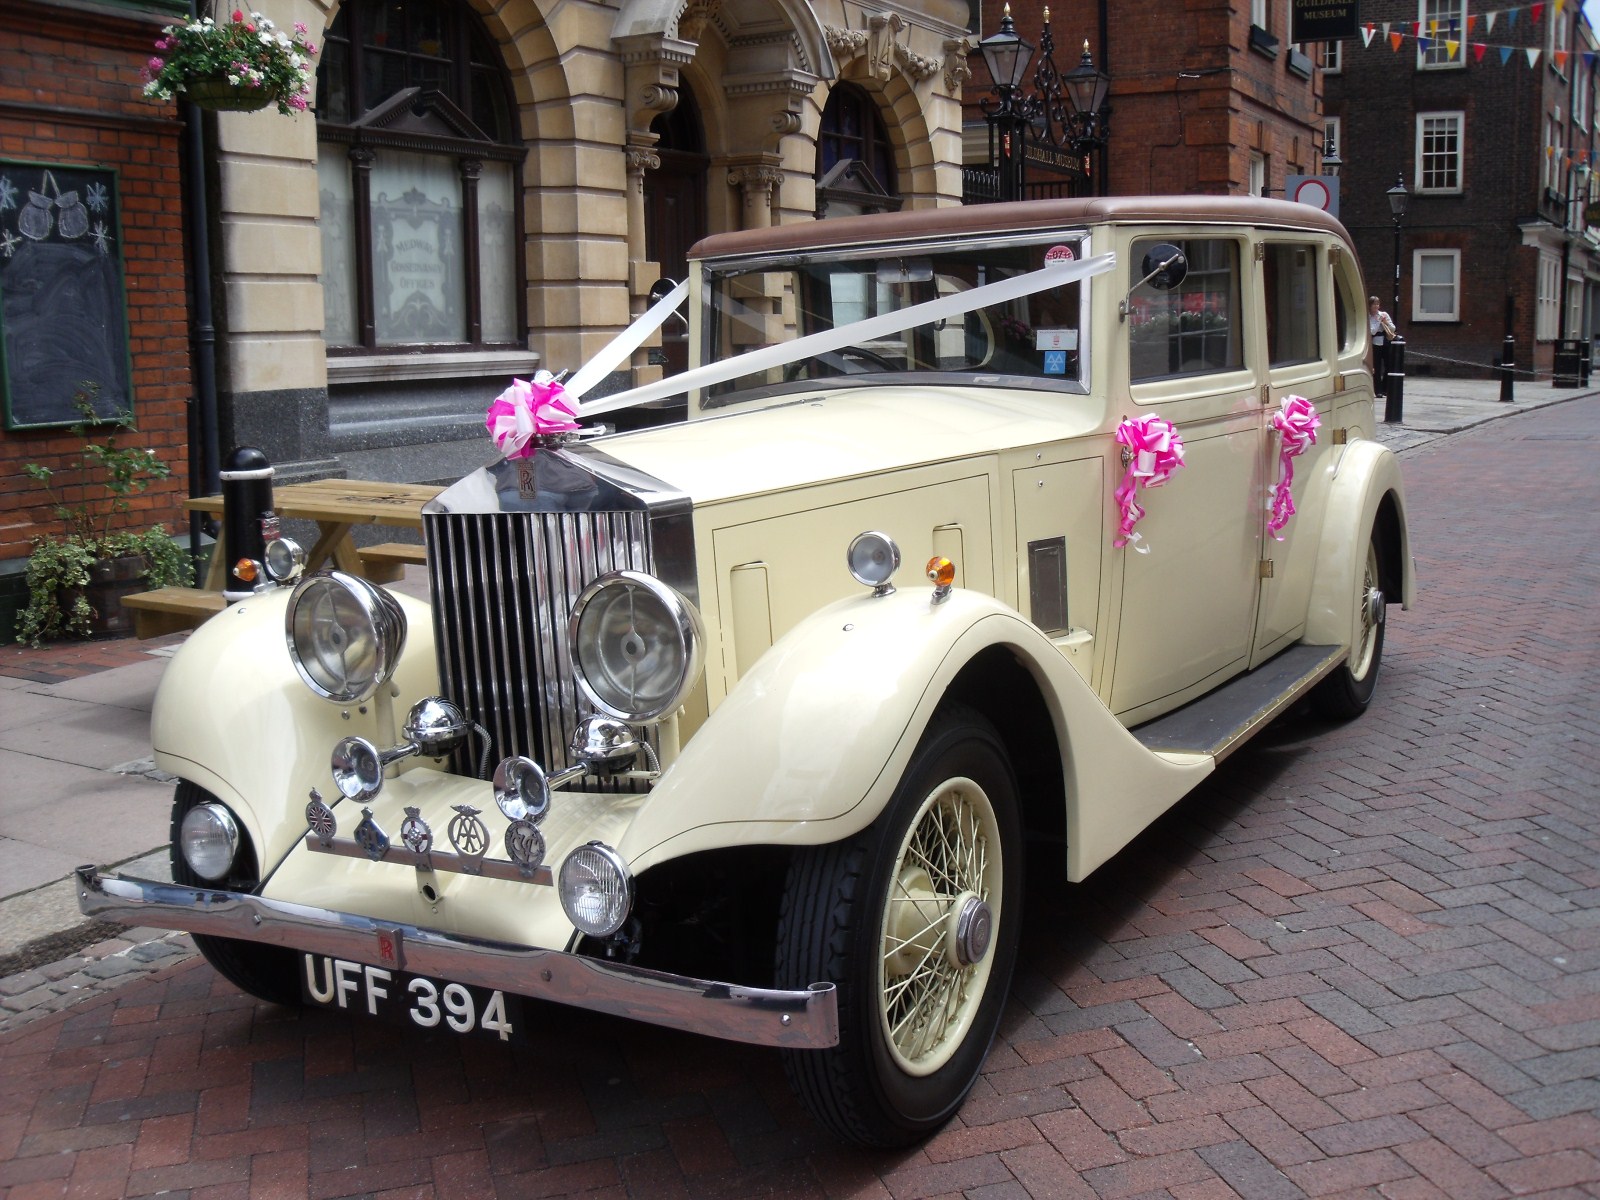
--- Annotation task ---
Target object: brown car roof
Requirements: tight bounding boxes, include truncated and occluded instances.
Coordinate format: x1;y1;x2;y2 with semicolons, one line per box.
688;195;1354;262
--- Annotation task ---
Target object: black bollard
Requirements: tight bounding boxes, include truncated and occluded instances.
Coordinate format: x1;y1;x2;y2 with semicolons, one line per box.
220;447;277;601
1499;334;1515;403
1384;337;1406;424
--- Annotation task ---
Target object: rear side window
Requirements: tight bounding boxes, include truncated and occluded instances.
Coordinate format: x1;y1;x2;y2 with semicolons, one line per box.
1264;243;1320;367
1128;238;1243;382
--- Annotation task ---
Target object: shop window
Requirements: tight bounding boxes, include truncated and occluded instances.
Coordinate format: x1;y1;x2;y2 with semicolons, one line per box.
316;0;523;352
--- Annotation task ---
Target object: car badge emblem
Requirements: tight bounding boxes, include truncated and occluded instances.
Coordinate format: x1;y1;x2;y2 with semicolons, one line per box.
305;788;336;847
354;807;390;861
447;803;489;874
504;818;547;878
400;806;433;860
375;928;405;971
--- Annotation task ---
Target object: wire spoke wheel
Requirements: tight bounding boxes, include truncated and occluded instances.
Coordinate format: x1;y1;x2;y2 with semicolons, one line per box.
1314;524;1387;719
777;705;1021;1147
1349;539;1384;682
878;776;1001;1076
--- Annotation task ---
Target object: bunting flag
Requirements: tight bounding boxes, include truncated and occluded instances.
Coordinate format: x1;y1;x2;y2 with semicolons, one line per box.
1350;1;1571;68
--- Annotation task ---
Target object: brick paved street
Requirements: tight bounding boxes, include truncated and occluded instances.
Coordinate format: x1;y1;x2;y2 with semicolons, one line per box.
1;398;1596;1199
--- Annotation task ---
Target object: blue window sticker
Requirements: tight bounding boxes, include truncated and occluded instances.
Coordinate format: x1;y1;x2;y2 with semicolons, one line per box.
1043;350;1067;375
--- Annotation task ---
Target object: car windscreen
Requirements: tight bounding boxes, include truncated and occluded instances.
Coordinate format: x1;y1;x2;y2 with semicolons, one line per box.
704;234;1089;403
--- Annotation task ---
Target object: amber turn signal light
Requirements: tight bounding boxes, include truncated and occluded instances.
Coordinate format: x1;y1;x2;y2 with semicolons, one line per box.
925;556;955;587
234;558;259;583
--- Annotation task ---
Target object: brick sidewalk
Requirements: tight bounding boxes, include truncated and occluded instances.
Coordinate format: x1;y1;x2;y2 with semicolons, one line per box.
1;399;1597;1198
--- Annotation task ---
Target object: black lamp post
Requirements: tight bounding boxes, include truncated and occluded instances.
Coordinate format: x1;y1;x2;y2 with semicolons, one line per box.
1385;174;1409;423
979;5;1111;201
979;5;1035;202
1386;173;1409;319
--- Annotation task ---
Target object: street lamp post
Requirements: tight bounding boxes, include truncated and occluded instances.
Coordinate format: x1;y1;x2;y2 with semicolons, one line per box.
978;5;1035;202
978;5;1110;201
1385;173;1410;424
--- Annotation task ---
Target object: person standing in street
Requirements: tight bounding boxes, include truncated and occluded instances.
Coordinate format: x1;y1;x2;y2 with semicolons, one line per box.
1369;295;1397;391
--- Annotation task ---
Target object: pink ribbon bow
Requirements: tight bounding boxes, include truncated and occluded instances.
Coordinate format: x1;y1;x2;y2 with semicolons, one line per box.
1267;395;1320;540
1113;414;1186;553
485;372;580;460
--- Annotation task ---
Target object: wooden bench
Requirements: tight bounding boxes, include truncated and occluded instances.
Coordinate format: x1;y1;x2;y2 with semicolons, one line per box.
356;541;426;584
121;586;227;639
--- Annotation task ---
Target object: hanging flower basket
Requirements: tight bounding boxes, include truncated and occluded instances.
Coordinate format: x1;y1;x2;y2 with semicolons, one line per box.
183;74;274;113
141;9;318;116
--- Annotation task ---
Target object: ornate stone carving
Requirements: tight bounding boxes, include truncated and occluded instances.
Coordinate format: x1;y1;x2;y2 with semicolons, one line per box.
825;12;951;87
943;38;973;92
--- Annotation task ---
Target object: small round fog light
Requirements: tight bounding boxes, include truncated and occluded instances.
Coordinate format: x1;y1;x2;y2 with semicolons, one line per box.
180;803;240;882
847;531;901;594
558;843;633;937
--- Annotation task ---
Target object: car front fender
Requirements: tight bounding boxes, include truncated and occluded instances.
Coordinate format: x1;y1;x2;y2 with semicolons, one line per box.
619;586;1214;879
151;585;441;873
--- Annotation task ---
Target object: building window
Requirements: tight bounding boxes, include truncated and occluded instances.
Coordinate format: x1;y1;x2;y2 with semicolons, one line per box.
1537;254;1560;340
1577;60;1590;130
1551;3;1570;69
316;0;523;352
1249;152;1266;197
1324;117;1341;164
1545;111;1562;192
1415;111;1464;193
1322;40;1342;73
1411;249;1460;321
1418;0;1465;69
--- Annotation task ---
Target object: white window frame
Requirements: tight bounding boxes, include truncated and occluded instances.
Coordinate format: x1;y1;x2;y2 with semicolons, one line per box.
1323;40;1342;73
1577;60;1590;131
1324;116;1341;164
1411;249;1461;322
1417;0;1466;70
1551;4;1570;71
1249;152;1267;197
1537;254;1561;340
1545;111;1562;192
1415;111;1464;194
1566;271;1583;340
1252;0;1268;30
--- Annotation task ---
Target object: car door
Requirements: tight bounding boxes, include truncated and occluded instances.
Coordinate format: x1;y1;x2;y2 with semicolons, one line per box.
1108;233;1267;725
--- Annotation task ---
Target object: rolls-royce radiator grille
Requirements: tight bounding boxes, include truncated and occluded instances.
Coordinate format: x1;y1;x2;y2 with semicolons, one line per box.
423;509;652;779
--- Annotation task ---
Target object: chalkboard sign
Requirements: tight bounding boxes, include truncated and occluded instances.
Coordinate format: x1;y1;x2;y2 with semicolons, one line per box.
0;161;134;429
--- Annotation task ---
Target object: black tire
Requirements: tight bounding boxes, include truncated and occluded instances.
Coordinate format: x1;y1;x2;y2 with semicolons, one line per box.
775;706;1023;1147
170;780;302;1006
1313;528;1386;720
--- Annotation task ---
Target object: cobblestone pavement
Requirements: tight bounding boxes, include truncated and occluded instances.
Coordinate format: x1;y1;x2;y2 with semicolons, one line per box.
1;398;1597;1199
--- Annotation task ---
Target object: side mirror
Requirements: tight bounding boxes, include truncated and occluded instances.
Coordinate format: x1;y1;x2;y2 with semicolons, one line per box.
1139;244;1188;291
647;277;688;333
1119;243;1189;322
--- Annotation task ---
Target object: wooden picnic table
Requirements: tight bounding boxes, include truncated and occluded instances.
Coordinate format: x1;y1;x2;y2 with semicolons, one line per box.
185;478;442;590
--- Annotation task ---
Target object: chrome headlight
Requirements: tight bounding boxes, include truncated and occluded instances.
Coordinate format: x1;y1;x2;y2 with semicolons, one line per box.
264;537;306;584
285;571;407;704
568;571;704;723
180;802;239;881
558;843;633;938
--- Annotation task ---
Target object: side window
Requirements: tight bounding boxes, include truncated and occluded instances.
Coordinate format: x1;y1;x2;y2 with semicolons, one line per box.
1128;238;1242;382
1264;243;1320;367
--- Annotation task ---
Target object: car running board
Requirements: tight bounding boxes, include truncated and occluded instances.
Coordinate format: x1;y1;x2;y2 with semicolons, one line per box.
1130;644;1347;764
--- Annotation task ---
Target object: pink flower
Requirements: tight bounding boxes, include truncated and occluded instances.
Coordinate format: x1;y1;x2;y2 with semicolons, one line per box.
293;20;308;33
288;94;308;110
303;41;317;55
486;374;581;460
148;56;164;71
232;8;243;20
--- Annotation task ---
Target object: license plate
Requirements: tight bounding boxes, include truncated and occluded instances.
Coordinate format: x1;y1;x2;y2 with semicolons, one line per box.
300;953;520;1042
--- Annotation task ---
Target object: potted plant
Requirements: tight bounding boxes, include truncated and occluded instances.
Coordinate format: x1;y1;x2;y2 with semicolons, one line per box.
141;8;318;115
18;385;192;645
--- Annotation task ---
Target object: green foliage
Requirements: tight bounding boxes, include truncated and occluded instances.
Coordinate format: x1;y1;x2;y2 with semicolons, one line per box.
142;10;317;115
19;384;193;644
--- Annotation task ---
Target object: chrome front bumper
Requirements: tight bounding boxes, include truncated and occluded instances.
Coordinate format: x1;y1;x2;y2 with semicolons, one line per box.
75;867;838;1050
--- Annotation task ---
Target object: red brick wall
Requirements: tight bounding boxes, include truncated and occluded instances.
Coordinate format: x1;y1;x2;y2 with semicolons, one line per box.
0;2;191;562
964;0;1326;198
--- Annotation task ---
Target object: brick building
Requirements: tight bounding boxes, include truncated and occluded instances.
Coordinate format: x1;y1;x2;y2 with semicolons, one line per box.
0;0;193;637
1324;1;1600;379
961;0;1329;200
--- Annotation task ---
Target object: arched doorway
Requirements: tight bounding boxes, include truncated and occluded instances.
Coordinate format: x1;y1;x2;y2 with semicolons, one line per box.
644;89;709;377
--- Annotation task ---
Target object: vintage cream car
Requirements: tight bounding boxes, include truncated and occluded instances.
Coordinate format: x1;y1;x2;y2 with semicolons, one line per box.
79;197;1413;1147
